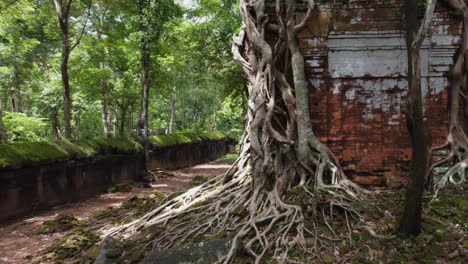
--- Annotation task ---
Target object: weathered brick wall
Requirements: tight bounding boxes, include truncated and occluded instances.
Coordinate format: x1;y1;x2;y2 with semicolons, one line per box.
297;0;461;187
0;139;229;222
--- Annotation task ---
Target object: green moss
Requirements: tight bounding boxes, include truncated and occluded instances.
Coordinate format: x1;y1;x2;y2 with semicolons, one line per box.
75;137;142;155
219;153;239;163
93;207;121;220
54;139;94;159
0;137;142;169
154;191;166;202
122;196;158;216
33;213;86;235
0;141;70;168
149;130;226;148
199;131;226;140
191;175;207;185
128;248;145;263
107;183;132;193
167;191;184;200
232;205;246;216
43;228;99;260
0;131;223;169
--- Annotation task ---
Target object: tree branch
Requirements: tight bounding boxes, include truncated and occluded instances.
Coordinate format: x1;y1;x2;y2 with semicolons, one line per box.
412;0;437;52
70;0;93;51
293;0;316;35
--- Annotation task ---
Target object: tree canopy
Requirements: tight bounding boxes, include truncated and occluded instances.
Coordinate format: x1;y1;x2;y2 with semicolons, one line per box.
0;0;245;142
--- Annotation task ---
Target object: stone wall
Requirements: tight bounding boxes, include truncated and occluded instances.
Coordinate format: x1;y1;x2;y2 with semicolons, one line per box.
0;139;229;223
295;0;461;187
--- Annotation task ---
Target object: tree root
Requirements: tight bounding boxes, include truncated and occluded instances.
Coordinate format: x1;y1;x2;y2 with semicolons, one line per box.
105;147;367;263
104;1;371;262
427;2;468;193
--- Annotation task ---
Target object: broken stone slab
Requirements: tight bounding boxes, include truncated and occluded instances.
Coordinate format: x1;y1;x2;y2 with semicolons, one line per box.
140;238;232;264
94;236;123;264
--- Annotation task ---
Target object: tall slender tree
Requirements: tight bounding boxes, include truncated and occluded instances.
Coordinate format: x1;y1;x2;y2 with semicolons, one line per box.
0;99;8;144
399;0;435;237
136;0;180;168
52;0;91;138
89;4;113;137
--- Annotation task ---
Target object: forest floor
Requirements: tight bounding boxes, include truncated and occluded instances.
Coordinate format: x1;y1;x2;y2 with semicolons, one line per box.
0;154;466;264
0;154;237;264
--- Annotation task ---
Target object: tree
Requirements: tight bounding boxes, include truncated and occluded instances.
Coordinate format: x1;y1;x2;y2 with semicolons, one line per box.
0;1;41;114
52;0;91;138
0;99;7;143
399;0;434;237
90;3;113;138
427;0;468;190
136;0;180;168
108;1;364;263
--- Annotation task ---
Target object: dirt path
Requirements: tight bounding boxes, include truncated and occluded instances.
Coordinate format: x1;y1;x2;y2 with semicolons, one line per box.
0;157;234;264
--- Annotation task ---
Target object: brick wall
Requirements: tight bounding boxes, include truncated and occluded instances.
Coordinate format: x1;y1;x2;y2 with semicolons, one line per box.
295;0;461;187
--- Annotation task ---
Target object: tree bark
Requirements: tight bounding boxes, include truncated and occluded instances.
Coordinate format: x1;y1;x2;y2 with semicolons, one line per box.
399;0;434;237
54;0;73;139
138;0;151;170
168;85;176;134
119;106;127;136
53;0;91;139
108;2;365;262
11;50;21;113
50;107;61;140
95;7;113;138
0;99;8;144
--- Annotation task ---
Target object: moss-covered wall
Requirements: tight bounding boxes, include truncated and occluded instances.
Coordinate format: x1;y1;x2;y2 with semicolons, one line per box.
0;133;229;222
0;131;226;170
149;131;226;148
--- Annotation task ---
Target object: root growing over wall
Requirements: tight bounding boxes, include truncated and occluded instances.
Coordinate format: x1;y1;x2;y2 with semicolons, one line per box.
428;0;468;192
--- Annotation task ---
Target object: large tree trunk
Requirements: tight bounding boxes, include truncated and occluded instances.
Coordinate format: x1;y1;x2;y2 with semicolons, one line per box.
399;0;434;237
108;1;364;263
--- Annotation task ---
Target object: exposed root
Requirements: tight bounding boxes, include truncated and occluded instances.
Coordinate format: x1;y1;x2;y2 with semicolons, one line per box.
428;2;468;192
149;168;178;181
104;1;370;262
105;143;367;263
